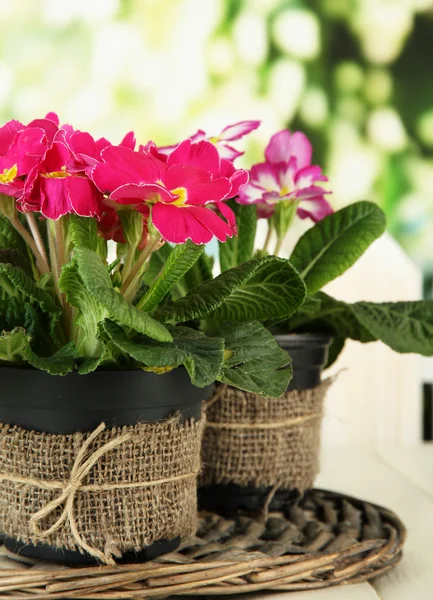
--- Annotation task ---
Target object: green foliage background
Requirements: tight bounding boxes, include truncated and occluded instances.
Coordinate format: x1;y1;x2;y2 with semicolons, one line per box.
0;0;432;277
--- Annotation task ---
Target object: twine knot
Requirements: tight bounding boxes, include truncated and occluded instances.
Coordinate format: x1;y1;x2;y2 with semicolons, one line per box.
29;422;130;565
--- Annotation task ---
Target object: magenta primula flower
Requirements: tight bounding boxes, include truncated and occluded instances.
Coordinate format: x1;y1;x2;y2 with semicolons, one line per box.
21;140;101;220
0;113;59;198
238;130;332;222
91;138;245;244
157;120;260;161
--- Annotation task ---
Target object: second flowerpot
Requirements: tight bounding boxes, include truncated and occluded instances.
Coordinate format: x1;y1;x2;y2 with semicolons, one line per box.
199;333;332;515
0;366;211;564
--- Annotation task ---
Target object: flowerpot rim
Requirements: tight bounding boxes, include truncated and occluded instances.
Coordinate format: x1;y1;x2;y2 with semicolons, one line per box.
274;332;333;346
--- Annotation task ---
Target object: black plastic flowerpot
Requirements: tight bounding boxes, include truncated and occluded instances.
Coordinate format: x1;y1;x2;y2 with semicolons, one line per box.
275;333;333;391
199;333;332;516
0;366;212;564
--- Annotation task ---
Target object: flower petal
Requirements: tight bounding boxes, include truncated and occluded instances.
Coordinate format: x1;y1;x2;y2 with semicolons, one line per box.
120;131;136;150
67;177;100;217
110;182;175;204
0;119;23;154
265;130;312;169
185;205;235;242
237;181;266;205
294;165;328;188
40;178;71;219
152;201;213;244
91;146;165;193
250;162;280;192
296;192;333;222
167;139;221;173
216;201;237;231
219;120;261;141
217;143;244;161
27;118;59;144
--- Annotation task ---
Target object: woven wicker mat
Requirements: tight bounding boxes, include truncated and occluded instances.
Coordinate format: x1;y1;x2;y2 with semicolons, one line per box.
0;489;405;599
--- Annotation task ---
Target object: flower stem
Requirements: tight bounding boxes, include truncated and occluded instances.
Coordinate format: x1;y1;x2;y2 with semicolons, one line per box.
273;236;284;256
263;223;273;252
121;237;162;302
122;242;138;284
26;213;49;271
47;220;63;307
11;216;50;276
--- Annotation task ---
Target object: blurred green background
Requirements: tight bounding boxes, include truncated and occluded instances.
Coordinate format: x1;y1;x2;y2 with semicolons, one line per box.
1;0;432;281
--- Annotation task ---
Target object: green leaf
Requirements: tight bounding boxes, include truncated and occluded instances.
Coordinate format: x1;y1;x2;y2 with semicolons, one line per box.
217;322;292;397
23;342;78;375
351;301;433;356
180;252;214;296
142;244;172;286
157;256;306;325
326;337;345;368
0;263;60;315
0;249;32;275
0;328;30;363
0;214;26;252
288;292;376;343
69;215;98;251
290;201;386;294
59;260;107;357
75;247;172;342
104;320;224;387
137;241;204;313
219;201;257;271
0;298;40;338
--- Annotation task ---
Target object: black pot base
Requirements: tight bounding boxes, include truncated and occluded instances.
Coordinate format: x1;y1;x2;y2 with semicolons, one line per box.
198;484;301;517
2;536;180;565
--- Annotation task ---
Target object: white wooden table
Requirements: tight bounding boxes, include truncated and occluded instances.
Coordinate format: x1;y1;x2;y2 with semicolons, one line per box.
208;445;433;600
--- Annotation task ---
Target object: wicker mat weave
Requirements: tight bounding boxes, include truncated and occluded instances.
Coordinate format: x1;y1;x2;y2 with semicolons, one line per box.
0;489;405;599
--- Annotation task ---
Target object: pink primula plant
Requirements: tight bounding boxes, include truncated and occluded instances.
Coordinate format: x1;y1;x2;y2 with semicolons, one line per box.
238;130;332;221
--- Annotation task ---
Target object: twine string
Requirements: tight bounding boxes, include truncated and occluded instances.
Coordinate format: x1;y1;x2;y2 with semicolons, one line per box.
204;412;322;430
0;422;200;565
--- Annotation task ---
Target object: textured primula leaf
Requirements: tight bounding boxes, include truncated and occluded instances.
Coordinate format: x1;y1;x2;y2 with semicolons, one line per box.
59;259;107;357
352;300;433;356
137;241;204;313
288;292;376;343
103;320;224;387
180;252;214;296
0;328;30;363
0;214;27;252
0;297;39;337
219;201;257;272
23;341;78;375
217;321;292;397
0;263;60;315
69;215;99;252
75;247;172;342
157;256;306;325
290;201;386;294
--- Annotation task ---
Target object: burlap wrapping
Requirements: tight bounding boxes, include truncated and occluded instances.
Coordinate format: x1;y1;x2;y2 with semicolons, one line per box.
201;380;331;491
0;413;204;564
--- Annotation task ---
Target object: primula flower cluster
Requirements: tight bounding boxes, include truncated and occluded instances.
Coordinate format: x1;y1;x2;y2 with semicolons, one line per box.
238;130;332;222
0;113;253;245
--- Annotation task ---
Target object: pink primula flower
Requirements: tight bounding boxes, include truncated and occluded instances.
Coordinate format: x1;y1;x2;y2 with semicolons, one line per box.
91;138;246;245
157;120;260;161
21;140;101;220
238;130;332;222
0;112;136;221
0;113;59;197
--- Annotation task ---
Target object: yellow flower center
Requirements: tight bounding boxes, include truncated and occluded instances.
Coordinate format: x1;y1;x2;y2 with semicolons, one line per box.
0;164;18;183
42;166;70;179
280;185;290;197
171;187;188;206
